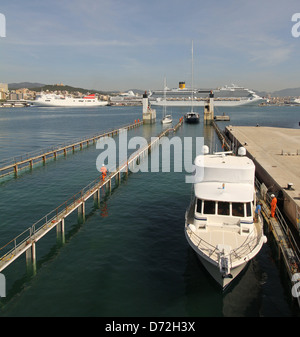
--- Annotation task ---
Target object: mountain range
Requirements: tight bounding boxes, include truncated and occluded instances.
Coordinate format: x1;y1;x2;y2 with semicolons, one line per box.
7;82;300;97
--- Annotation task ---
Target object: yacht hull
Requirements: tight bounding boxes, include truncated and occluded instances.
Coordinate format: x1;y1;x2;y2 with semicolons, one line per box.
184;116;199;123
184;229;247;289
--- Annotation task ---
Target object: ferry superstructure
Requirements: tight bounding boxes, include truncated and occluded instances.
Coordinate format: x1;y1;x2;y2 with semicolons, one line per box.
149;83;264;107
184;146;267;289
34;93;108;107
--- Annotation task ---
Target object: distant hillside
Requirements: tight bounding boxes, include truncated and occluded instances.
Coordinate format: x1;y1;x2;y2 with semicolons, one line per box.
8;82;46;89
257;87;300;97
271;88;300;97
8;82;113;95
30;84;99;94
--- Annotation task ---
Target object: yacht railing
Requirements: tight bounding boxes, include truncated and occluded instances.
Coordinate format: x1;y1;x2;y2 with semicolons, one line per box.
186;216;264;265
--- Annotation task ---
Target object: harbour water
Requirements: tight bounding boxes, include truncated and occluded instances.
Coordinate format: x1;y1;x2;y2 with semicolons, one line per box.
0;104;299;317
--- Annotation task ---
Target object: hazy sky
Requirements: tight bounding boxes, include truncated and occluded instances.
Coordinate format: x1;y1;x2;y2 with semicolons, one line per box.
1;0;300;91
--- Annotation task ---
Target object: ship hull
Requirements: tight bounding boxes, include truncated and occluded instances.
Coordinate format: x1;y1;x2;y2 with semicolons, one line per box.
151;98;263;107
185;229;247;289
34;101;108;107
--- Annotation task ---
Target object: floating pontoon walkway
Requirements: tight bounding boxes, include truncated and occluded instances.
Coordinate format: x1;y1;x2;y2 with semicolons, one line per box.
0;120;143;179
0;119;183;273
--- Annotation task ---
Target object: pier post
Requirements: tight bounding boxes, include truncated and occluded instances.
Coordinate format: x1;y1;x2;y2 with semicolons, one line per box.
26;241;36;274
14;164;18;176
204;91;214;125
78;202;85;223
56;219;65;244
93;189;100;207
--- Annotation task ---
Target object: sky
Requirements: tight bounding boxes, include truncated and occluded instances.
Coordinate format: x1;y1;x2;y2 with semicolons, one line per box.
0;0;300;92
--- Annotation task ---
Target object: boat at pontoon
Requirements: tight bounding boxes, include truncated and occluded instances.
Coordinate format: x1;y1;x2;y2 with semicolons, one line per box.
161;114;173;124
184;146;267;289
184;41;200;124
184;112;199;123
161;78;173;125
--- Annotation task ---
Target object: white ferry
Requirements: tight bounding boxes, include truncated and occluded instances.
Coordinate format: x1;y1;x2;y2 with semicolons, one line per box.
185;146;267;289
34;93;108;107
149;83;264;107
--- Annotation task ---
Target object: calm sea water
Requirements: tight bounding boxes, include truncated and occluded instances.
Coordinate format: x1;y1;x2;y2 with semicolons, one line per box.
0;104;299;317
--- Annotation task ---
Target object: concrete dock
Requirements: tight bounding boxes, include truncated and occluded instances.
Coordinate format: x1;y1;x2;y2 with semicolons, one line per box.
225;126;300;231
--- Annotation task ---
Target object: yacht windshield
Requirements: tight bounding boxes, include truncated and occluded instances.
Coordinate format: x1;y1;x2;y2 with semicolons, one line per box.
218;202;230;215
232;202;244;217
203;200;215;214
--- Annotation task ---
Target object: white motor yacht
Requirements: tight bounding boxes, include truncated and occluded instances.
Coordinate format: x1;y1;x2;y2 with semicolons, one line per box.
185;146;267;289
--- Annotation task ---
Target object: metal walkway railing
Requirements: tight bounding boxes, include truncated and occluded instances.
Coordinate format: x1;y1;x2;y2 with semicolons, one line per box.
0;119;183;273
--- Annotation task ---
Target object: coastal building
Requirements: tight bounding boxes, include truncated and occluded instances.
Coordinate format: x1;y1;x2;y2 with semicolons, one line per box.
0;83;8;100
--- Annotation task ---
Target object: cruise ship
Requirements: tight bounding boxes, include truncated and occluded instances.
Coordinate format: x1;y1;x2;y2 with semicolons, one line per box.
149;83;264;107
34;93;108;107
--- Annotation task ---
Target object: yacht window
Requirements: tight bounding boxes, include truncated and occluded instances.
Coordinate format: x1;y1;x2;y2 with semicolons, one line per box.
246;202;252;217
196;199;202;213
232;202;244;217
218;201;230;215
203;200;215;214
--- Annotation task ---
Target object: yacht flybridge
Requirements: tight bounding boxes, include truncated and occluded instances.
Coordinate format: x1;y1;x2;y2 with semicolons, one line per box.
185;146;267;289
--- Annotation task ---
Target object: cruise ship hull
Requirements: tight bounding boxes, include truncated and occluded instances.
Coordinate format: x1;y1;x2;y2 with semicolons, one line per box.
149;83;264;107
151;97;263;107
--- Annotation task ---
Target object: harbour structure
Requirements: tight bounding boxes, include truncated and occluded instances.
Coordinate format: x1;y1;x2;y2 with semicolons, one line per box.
204;91;214;124
0;119;183;274
0;100;31;108
220;125;300;307
224;126;300;232
0;121;143;179
142;91;156;124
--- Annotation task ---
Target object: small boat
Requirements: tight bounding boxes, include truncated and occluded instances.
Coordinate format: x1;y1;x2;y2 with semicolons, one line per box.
184;112;199;123
184;146;267;289
184;41;199;124
161;78;173;125
161;114;172;124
